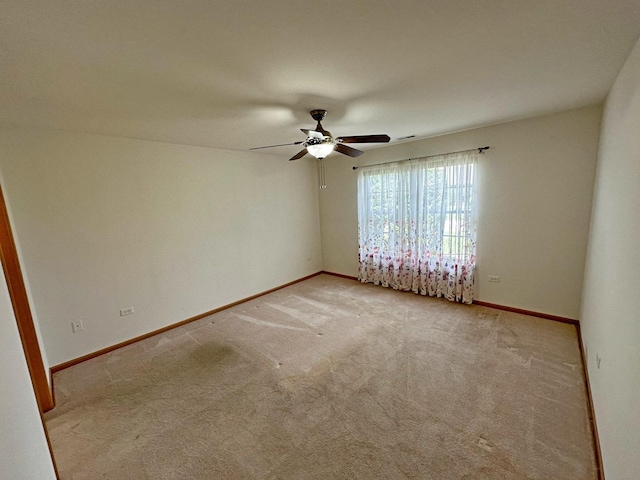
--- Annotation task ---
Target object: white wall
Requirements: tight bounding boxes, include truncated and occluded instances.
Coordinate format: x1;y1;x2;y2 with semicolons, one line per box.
580;37;640;480
320;105;602;319
0;266;57;479
0;128;322;366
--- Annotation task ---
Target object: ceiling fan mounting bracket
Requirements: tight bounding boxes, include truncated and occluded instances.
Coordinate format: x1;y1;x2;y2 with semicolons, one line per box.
310;109;328;122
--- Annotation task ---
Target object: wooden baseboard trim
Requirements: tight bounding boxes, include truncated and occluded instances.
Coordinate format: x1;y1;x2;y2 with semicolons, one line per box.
321;276;580;326
473;300;579;325
50;272;322;374
576;323;605;479
321;275;580;327
321;271;359;281
475;300;601;475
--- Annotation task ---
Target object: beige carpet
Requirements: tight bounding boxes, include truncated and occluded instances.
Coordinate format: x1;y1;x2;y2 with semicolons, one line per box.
45;274;597;479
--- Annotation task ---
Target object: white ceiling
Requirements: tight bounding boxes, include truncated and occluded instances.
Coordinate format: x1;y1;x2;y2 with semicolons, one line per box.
2;1;640;156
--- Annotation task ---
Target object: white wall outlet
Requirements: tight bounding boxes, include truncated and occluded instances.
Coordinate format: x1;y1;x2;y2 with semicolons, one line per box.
120;306;135;316
71;321;84;333
488;275;501;283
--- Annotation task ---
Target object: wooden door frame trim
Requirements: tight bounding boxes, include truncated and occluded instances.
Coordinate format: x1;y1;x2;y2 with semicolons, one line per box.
0;184;53;411
0;184;59;476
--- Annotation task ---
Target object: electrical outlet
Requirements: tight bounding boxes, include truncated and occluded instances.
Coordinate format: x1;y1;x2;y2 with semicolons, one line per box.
488;275;500;283
120;306;135;316
596;353;601;369
71;321;84;333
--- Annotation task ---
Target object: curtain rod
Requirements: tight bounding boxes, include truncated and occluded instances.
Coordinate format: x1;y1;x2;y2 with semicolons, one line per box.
351;146;490;170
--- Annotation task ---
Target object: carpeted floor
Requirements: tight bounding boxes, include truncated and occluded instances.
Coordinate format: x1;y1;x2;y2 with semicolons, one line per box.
45;274;597;479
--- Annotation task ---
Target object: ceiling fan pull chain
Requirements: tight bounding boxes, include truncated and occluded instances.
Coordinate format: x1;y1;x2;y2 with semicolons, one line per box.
322;161;326;189
318;160;327;189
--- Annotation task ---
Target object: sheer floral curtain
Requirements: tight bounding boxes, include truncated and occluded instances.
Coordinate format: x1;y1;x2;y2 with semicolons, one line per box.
357;151;478;304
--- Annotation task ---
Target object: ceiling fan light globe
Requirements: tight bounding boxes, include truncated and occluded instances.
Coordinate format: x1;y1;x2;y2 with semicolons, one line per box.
305;138;335;159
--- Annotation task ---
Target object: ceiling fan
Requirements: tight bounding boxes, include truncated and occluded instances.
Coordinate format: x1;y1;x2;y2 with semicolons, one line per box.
250;110;391;161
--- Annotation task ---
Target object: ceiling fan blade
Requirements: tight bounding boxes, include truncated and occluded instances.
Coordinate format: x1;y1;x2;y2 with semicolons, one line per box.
336;134;391;144
250;141;303;150
302;129;324;139
334;143;364;158
289;149;308;161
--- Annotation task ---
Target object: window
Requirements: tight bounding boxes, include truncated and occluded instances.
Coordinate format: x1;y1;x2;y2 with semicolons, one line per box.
357;151;478;304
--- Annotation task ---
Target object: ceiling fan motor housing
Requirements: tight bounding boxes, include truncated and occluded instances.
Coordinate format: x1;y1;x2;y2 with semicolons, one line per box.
310;109;328;122
309;110;331;137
